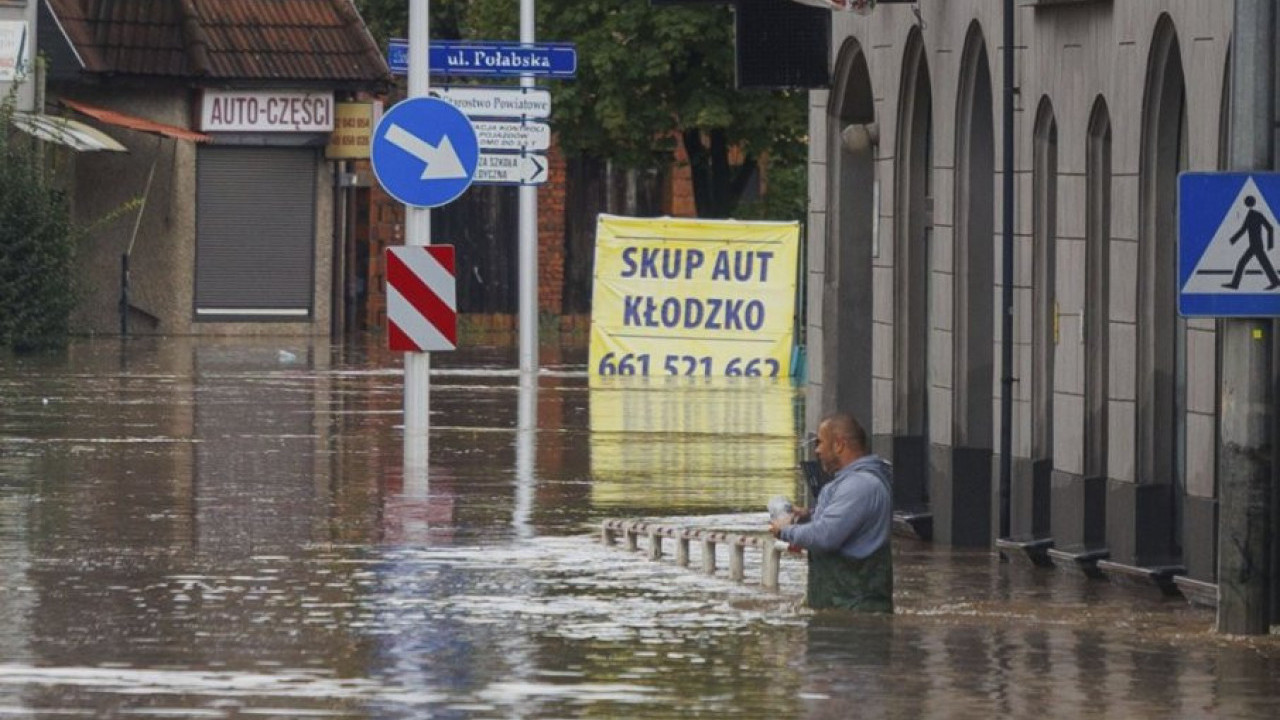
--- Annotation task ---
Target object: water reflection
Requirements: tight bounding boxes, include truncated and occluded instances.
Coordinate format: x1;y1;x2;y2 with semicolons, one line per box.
0;336;1278;718
588;375;802;512
514;374;537;540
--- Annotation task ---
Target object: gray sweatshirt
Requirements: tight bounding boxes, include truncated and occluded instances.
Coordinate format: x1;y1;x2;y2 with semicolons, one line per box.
780;453;892;559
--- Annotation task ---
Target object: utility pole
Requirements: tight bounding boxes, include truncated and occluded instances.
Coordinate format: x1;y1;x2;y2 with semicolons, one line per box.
1218;0;1274;635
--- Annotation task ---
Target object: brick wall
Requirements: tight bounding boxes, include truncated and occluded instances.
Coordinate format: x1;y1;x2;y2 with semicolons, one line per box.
538;137;567;313
365;178;402;331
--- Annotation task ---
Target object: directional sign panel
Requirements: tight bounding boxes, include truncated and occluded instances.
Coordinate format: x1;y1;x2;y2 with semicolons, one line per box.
473;120;550;153
1180;172;1280;317
389;40;577;78
371;97;478;208
428;86;552;120
474;153;548;186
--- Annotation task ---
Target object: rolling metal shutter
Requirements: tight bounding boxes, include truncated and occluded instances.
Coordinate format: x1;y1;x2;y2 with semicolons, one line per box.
196;147;316;318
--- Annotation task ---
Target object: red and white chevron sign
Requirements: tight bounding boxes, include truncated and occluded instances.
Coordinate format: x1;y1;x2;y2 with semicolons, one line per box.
386;245;457;352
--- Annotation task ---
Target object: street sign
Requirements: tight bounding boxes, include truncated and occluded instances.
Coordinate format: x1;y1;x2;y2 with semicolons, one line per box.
387;245;457;352
389;40;577;78
473;120;551;153
371;97;478;208
1179;172;1280;317
428;86;552;120
475;153;548;185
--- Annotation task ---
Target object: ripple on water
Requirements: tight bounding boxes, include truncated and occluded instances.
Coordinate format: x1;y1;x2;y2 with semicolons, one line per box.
4;338;1280;719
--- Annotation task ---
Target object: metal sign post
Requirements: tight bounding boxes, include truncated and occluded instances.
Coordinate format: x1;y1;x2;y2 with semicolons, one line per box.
519;0;538;377
512;0;539;542
386;7;576;377
373;1;479;474
405;0;431;474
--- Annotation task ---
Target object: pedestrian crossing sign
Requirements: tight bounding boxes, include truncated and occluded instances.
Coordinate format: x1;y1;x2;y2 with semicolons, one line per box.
1180;172;1280;317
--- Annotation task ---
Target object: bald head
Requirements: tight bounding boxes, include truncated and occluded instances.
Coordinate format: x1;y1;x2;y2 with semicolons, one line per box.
822;412;867;450
815;412;868;472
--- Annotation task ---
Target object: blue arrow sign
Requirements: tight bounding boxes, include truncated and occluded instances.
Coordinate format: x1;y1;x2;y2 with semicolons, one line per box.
388;40;577;78
371;97;479;208
1180;172;1280;317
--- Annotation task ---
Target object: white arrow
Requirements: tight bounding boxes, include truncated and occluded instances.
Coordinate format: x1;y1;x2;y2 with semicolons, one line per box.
475;153;548;185
385;123;467;180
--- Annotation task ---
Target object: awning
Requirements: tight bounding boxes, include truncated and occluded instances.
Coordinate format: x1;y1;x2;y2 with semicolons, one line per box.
9;112;128;152
789;0;873;11
62;98;211;143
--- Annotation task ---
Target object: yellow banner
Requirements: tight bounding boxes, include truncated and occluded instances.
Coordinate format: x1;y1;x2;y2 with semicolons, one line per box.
589;215;800;377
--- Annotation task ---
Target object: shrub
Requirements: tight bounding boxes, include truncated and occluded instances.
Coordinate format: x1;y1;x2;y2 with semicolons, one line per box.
0;93;78;353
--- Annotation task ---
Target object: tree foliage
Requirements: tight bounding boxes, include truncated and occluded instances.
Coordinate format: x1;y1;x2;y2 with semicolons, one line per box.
353;0;808;219
0;95;78;353
352;0;471;44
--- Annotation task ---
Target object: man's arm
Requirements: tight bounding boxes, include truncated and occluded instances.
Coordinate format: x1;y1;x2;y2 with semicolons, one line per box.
1266;216;1274;250
780;480;873;552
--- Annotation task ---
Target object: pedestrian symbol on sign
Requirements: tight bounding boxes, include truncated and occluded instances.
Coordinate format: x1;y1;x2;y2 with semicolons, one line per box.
1220;195;1280;290
1180;174;1280;317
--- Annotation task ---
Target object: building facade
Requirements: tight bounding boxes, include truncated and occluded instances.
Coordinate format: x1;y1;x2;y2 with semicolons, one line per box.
36;0;388;337
807;1;1230;593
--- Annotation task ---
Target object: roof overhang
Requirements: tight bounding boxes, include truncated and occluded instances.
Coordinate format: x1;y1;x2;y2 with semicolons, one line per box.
62;98;211;143
9;112;128;152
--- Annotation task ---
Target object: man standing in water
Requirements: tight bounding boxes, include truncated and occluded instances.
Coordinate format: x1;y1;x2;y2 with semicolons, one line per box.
769;413;893;612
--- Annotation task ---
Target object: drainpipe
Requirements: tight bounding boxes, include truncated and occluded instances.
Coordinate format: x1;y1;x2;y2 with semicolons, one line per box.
999;0;1015;539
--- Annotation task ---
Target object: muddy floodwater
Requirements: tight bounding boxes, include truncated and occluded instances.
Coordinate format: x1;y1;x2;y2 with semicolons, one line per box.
1;336;1279;718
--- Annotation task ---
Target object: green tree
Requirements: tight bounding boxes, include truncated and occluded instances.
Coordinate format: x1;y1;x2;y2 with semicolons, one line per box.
354;0;808;220
352;0;471;43
0;95;78;353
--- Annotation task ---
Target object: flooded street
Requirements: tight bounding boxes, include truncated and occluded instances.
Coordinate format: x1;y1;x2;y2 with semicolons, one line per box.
2;336;1279;718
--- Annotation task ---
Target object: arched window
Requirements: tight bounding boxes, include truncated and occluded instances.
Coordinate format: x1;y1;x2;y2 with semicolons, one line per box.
1134;14;1188;564
890;27;934;514
822;39;876;428
1084;97;1111;482
893;28;932;442
1032;97;1057;465
953;23;995;452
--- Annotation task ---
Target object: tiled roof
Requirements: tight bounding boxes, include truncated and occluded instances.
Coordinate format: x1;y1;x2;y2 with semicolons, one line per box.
45;0;389;84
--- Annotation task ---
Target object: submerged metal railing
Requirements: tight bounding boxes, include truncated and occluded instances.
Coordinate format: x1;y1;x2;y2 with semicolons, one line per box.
600;519;789;590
